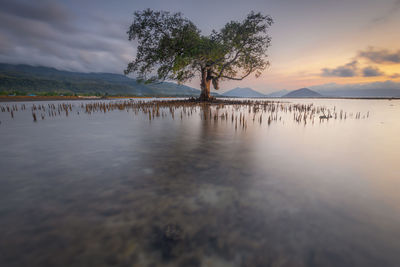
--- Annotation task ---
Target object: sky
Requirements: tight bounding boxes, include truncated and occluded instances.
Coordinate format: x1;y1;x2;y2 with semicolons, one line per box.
0;0;399;93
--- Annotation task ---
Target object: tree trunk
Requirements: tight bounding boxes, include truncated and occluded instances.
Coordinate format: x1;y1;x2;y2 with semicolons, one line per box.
199;68;212;101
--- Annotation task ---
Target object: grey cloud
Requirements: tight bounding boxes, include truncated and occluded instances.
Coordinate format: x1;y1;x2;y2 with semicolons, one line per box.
0;0;135;73
390;73;400;79
88;14;132;40
321;60;358;77
362;66;384;77
1;0;74;32
0;5;129;53
359;48;400;64
371;0;400;24
0;33;13;54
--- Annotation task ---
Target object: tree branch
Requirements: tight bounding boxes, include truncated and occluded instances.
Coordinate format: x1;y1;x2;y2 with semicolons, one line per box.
216;49;242;78
220;65;253;80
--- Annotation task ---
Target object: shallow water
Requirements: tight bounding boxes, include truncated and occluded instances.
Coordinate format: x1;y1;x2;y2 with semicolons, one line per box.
1;98;400;267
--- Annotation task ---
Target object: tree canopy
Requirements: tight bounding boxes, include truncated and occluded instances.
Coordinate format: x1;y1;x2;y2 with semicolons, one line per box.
125;9;273;100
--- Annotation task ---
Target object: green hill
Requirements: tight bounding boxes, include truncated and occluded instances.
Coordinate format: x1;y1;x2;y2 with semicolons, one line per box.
0;63;202;97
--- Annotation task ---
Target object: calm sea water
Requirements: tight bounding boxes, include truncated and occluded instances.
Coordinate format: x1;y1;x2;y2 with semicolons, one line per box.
1;98;400;267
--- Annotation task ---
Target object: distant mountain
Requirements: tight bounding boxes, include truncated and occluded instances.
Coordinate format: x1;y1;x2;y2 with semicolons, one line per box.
146;83;201;96
314;89;400;98
222;87;266;98
282;88;322;98
310;81;400;98
265;89;288;98
0;63;206;97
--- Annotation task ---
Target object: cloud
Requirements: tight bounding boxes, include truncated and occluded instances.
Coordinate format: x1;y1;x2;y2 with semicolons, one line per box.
358;48;400;64
362;66;384;77
390;73;400;79
371;0;400;24
0;0;135;73
321;60;358;77
320;47;399;78
0;0;74;32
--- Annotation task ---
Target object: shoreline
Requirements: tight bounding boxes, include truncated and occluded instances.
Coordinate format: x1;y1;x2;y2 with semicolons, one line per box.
0;96;159;102
0;95;399;102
